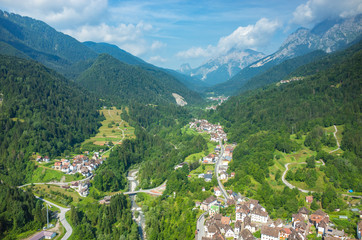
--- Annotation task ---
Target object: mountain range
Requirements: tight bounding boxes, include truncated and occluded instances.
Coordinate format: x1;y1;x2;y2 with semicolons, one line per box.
0;9;361;100
180;49;265;85
208;14;362;95
0;10;202;105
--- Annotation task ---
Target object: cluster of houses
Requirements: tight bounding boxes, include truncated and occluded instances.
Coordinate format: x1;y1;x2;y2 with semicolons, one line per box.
199;193;358;240
201;198;270;239
36;155;50;163
67;180;91;197
259;207;348;240
52;153;104;177
205;96;228;110
279;77;303;84
189;119;228;143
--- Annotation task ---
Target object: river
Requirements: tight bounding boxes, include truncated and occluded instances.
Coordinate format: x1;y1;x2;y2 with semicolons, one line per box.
127;169;146;240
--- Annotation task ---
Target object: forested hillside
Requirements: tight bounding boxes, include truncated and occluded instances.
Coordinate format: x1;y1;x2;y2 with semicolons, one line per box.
0;55;103;185
206;40;361;214
213;40;361;142
238;50;326;93
76;54;203;105
0;10;97;76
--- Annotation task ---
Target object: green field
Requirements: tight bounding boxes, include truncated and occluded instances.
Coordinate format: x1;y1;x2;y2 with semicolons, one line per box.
82;107;135;146
31;166;83;183
183;127;218;163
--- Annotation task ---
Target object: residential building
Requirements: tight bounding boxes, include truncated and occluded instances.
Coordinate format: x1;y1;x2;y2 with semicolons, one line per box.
261;226;279;240
306;196;313;203
204;174;213;182
214;187;222;197
240;229;254;240
251;206;268;223
201;196;218;211
29;231;56;240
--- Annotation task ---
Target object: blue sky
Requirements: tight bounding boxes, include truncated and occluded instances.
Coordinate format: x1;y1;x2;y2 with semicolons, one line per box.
1;0;361;69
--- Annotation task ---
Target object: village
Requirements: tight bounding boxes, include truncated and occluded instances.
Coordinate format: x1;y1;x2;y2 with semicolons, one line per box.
196;191;362;240
189;119;228;143
36;152;106;197
187;119;362;240
206;96;229;110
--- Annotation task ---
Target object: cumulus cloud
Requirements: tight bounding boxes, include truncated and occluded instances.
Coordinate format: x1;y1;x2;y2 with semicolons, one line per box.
0;0;108;29
177;18;280;59
293;0;362;26
151;41;167;50
63;22;153;56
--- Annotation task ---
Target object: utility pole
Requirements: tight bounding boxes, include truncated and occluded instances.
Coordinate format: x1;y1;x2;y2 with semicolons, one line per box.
47;204;49;229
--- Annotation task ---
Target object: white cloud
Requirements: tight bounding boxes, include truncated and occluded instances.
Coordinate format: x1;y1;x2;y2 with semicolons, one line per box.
0;0;108;29
177;18;280;59
63;22;153;56
149;55;167;63
151;41;167;50
293;0;362;26
176;46;213;58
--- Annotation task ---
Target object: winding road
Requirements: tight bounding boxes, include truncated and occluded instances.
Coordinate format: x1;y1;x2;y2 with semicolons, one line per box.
281;125;362;199
329;125;341;153
35;196;72;240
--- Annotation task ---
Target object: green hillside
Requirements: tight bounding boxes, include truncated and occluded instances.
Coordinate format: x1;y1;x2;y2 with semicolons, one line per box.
0;10;98;77
84;41;209;92
76;53;203;105
206;40;362;212
0;55;103;185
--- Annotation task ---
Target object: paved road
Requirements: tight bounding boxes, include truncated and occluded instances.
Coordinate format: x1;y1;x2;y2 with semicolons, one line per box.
18;174;93;188
329;125;341;153
195;212;207;240
281;162;310;193
215;140;228;200
114;181;166;196
35;196;72;240
282;162;362;199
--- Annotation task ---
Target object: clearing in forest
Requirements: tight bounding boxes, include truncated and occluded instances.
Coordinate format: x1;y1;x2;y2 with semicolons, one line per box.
82;107;135;146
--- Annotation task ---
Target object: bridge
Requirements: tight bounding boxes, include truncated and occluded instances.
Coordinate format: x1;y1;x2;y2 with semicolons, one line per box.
111;181;167;197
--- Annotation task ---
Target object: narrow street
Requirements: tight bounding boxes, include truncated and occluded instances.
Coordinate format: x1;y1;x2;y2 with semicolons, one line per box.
195;212;207;240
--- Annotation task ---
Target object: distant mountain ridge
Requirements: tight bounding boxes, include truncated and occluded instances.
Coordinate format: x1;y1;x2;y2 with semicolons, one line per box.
211;14;362;95
181;49;265;85
0;10;204;104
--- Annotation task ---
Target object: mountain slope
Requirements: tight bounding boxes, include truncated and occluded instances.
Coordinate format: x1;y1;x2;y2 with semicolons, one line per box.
212;14;362;95
215;39;362;142
237;50;327;93
0;55;103;185
183;49;265;86
0;10;97;77
212;40;362;194
84;41;209;92
83;41;148;66
76;54;202;105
